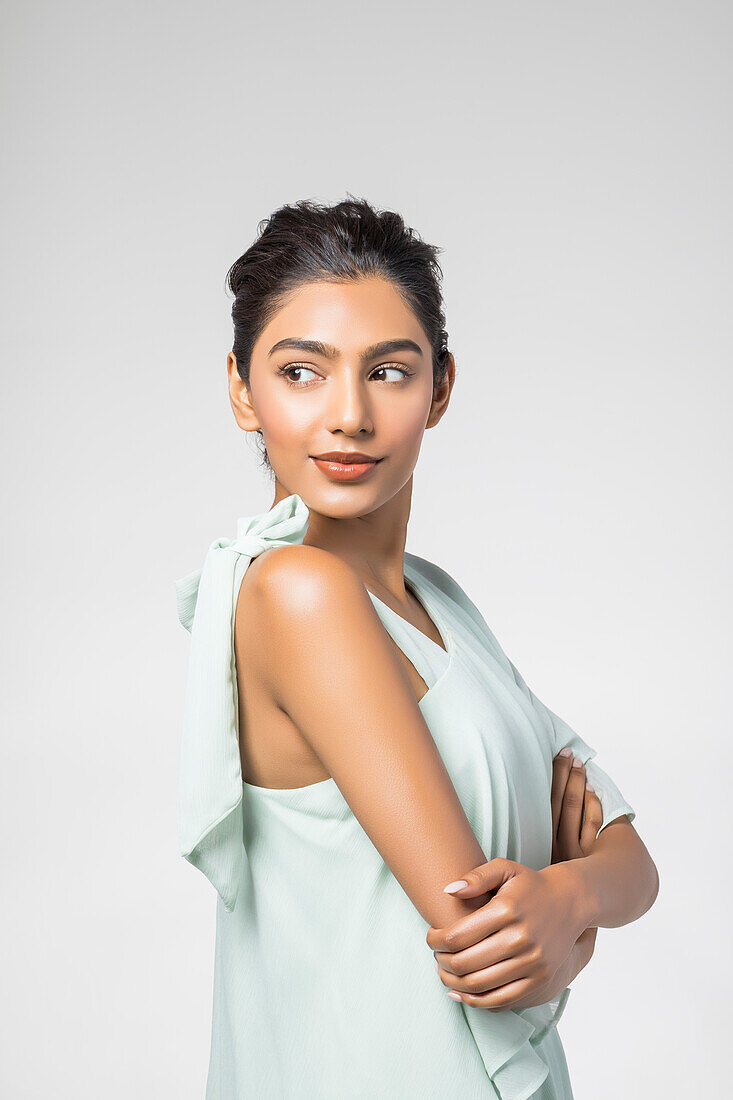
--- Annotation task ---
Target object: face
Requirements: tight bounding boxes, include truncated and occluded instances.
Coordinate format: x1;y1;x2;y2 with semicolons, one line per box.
227;277;454;518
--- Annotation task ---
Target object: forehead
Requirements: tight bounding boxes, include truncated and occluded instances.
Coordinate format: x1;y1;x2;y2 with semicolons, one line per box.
254;278;429;353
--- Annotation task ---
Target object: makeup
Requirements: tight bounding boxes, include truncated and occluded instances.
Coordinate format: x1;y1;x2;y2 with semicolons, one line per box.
310;451;383;483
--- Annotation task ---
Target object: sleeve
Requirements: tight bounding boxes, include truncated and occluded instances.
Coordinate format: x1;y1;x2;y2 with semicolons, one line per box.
412;556;636;834
507;659;636;834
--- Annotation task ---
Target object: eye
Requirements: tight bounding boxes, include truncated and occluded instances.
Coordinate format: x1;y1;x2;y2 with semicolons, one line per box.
370;363;414;382
276;363;320;386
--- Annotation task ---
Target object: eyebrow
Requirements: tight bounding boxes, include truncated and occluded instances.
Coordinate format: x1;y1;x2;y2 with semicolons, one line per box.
267;337;424;361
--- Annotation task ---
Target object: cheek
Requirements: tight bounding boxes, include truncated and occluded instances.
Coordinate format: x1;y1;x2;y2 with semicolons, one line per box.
379;398;430;452
256;390;313;450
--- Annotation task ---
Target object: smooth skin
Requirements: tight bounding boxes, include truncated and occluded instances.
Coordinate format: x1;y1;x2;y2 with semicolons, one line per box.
227;275;659;1012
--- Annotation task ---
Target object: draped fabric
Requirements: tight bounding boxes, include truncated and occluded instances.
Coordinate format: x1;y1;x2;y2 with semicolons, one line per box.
175;493;634;1099
175;493;310;913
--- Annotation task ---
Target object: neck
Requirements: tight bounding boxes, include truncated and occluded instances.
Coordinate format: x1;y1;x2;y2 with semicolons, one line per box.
273;477;414;602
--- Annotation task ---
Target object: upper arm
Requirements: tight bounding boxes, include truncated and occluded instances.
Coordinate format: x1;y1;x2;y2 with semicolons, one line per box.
246;544;489;930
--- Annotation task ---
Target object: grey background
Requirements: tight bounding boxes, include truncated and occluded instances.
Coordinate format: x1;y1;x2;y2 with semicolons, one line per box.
2;1;730;1096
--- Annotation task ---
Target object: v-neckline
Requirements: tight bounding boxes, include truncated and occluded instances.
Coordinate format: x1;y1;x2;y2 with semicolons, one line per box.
366;567;454;657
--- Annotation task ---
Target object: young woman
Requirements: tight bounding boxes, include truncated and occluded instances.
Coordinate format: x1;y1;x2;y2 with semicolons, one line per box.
175;198;659;1099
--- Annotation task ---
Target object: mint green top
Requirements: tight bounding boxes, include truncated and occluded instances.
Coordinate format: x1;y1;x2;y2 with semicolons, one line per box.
175;493;635;1100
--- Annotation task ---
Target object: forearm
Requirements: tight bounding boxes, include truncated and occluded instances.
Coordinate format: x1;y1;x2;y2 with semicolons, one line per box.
554;926;597;990
564;816;659;930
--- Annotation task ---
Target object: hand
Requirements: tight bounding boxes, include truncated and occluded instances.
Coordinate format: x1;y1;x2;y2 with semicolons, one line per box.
426;858;591;1012
549;751;600;989
551;749;604;863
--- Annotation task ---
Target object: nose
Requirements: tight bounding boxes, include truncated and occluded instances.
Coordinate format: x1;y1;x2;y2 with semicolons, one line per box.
324;371;374;437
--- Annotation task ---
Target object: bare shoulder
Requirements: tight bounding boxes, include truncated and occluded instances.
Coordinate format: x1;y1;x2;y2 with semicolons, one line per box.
249;541;364;596
235;544;377;688
242;542;370;621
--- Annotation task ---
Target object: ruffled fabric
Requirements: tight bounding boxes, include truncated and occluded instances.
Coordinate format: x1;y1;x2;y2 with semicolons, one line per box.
174;493;310;912
463;988;572;1100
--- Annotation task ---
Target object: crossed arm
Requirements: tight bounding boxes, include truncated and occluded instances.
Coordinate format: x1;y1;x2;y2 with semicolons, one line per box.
426;753;659;1011
549;752;659;934
240;543;660;1013
556;807;659;931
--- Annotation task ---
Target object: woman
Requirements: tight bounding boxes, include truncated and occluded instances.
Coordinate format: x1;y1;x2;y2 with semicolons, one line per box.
175;198;659;1099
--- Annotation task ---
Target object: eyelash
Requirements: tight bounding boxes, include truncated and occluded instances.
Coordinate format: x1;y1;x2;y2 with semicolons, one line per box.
276;363;414;387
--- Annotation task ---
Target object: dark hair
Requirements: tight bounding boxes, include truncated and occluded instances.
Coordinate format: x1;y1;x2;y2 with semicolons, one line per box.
225;195;452;473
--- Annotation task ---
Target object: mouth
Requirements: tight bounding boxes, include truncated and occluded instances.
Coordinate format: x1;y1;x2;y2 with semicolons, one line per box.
310;451;383;483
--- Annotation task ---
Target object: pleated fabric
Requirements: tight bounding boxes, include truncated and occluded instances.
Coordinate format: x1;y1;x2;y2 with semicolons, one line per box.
175;493;635;1100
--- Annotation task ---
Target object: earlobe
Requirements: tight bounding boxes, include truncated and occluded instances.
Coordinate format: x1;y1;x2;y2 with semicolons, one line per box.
426;392;446;429
426;353;455;429
227;353;261;432
426;376;454;430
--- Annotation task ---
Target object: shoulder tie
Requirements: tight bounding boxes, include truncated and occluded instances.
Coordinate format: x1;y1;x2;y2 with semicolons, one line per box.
174;493;310;911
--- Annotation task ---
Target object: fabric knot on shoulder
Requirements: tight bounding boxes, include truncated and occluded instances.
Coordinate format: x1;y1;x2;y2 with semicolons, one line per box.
175;493;310;633
174;493;309;912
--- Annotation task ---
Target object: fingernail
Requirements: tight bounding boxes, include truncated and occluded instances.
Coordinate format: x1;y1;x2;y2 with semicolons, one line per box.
572;757;583;769
434;958;440;972
559;747;573;757
586;784;595;793
447;991;463;1001
443;879;468;894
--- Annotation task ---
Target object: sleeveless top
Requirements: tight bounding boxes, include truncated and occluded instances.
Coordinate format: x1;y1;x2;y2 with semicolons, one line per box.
175;493;635;1100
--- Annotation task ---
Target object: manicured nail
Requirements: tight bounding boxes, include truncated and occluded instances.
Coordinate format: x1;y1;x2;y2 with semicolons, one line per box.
572;756;583;768
559;747;573;757
447;991;463;1001
586;784;595;793
443;880;468;894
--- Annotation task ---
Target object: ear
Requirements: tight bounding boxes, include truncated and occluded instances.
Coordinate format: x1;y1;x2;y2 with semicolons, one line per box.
228;353;261;432
426;352;455;430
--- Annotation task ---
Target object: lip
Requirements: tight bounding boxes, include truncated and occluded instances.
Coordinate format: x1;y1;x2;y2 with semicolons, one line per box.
310;451;382;483
311;451;382;463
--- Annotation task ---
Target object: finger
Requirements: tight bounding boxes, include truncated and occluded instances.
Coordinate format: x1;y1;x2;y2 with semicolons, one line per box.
580;785;603;854
438;951;535;996
450;975;536;1011
426;889;515;953
434;925;524;977
557;756;586;856
551;747;575;835
442;856;517;898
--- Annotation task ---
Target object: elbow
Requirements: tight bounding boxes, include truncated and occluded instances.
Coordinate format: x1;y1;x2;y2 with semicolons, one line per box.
647;855;660;912
637;843;660;919
624;825;660;921
629;821;660;918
